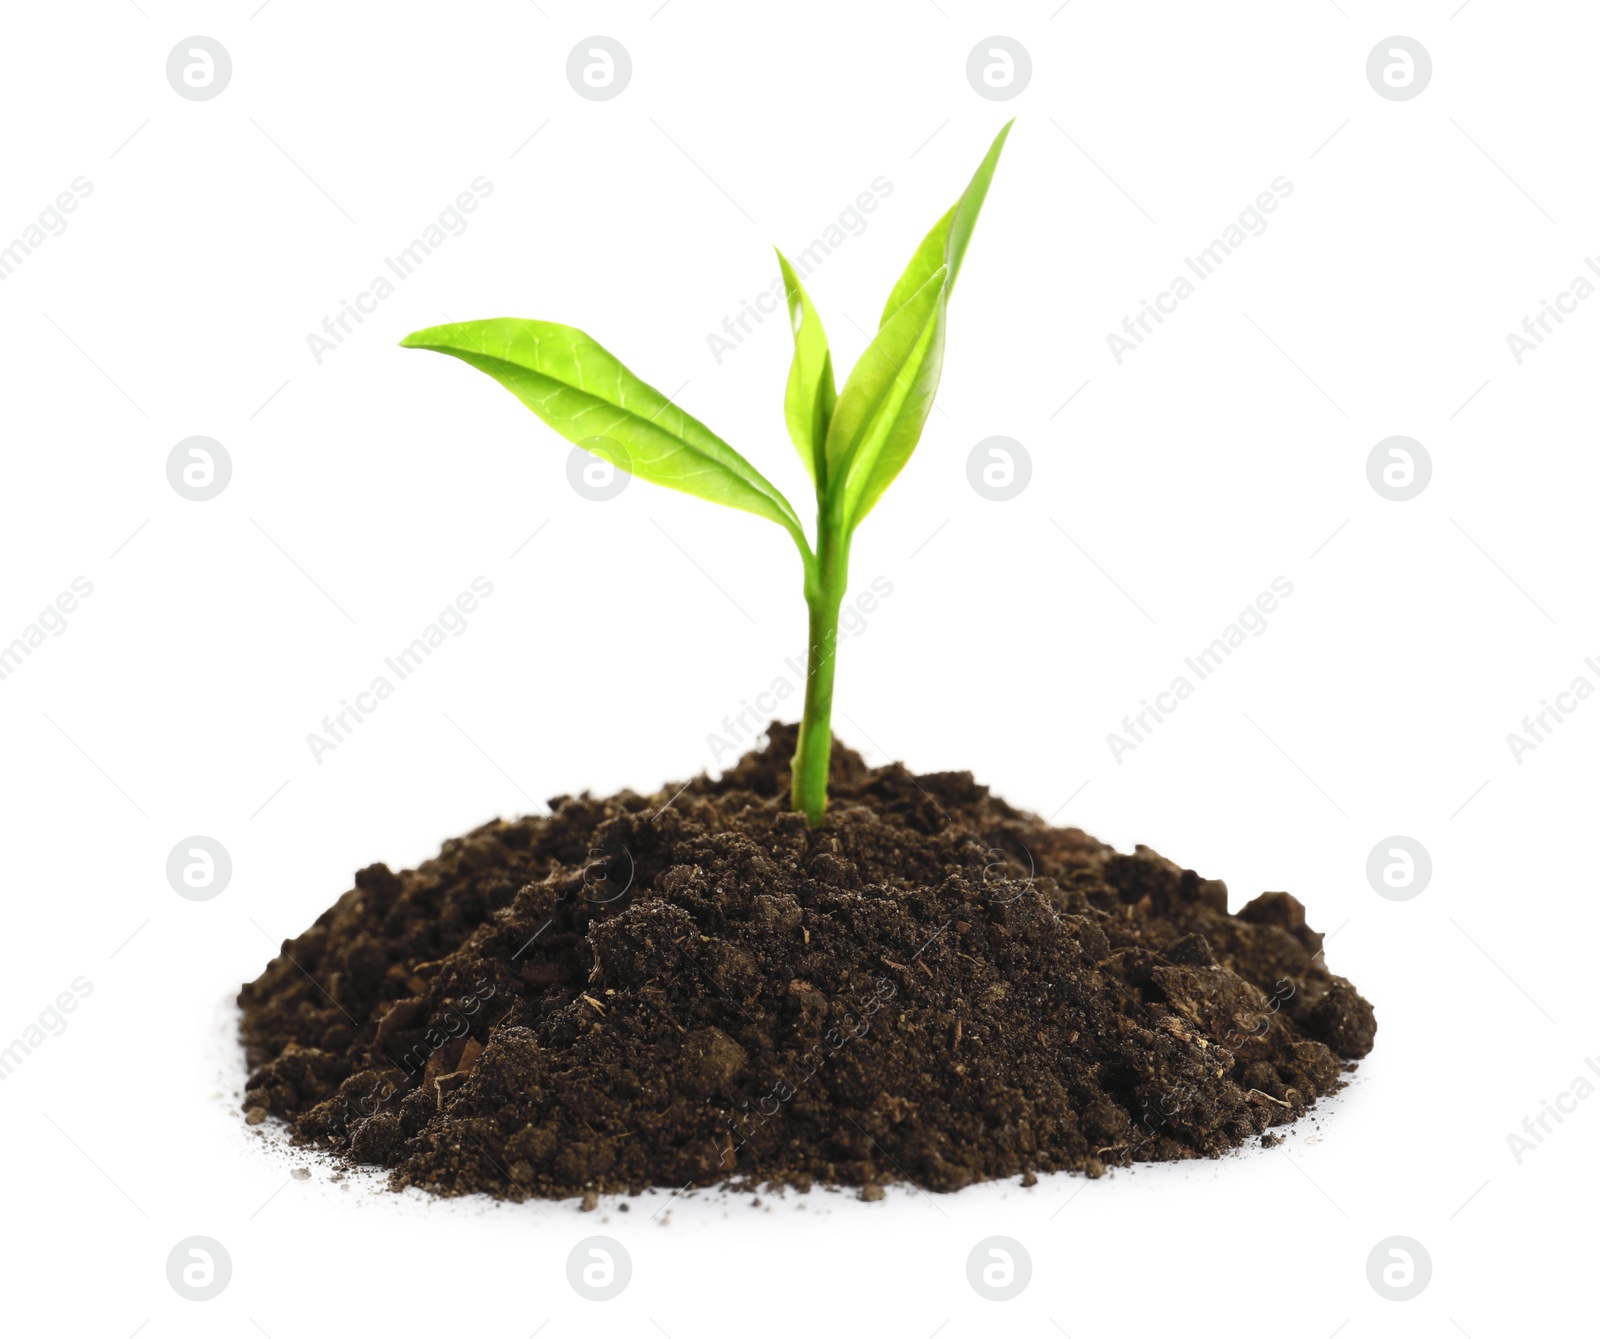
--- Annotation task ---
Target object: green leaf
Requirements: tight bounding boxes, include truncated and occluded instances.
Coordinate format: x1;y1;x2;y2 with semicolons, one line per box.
775;250;836;494
831;120;1011;529
400;318;806;544
823;265;947;527
879;119;1013;327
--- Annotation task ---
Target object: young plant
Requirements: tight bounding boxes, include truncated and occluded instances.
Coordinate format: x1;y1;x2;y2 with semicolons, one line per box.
401;122;1011;826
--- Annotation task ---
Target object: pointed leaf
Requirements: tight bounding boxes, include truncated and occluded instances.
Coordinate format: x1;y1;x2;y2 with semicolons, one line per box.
837;120;1011;529
842;301;946;529
775;250;836;493
401;318;805;541
879;119;1013;327
822;266;947;524
878;203;955;329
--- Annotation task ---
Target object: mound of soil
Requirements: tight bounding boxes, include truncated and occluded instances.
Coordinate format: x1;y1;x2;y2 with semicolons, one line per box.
239;726;1374;1201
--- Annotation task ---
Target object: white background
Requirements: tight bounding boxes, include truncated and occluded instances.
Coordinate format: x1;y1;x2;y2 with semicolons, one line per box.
1;1;1594;1335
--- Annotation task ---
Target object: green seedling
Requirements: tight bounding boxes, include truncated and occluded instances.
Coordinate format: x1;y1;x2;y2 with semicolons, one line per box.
402;122;1011;825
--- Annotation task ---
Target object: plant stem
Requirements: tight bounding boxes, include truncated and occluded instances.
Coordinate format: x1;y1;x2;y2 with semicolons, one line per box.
791;511;849;826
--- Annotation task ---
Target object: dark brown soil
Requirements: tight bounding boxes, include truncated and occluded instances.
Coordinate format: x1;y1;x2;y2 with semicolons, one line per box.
238;726;1374;1200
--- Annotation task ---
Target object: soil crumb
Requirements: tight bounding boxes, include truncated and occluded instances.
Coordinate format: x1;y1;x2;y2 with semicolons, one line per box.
239;726;1374;1200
